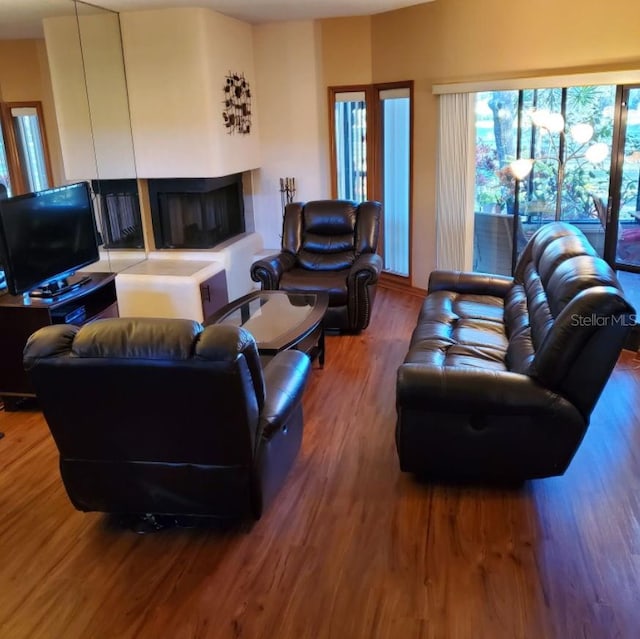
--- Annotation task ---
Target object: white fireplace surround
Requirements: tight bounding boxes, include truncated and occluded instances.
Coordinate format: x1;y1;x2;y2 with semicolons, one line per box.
83;231;265;322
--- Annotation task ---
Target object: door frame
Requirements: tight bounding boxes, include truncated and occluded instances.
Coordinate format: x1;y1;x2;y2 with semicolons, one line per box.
605;84;640;273
328;81;414;286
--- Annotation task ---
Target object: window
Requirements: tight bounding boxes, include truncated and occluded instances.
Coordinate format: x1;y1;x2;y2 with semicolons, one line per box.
329;82;413;281
0;130;10;196
333;91;367;202
0;101;52;196
473;86;616;274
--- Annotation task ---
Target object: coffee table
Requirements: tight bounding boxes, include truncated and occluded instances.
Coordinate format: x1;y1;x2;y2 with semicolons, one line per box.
205;290;329;365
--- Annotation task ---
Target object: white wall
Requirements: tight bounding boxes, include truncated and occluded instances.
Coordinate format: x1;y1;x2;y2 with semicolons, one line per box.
251;21;330;249
120;7;260;178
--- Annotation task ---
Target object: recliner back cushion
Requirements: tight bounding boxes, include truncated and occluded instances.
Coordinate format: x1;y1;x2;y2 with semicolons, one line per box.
513;225;615;353
507;223;622;375
545;254;620;318
298;201;357;271
509;223;632;416
24;321;265;467
72;317;202;360
537;235;597;287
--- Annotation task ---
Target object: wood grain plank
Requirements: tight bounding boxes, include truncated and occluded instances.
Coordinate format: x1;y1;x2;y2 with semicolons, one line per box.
1;288;639;639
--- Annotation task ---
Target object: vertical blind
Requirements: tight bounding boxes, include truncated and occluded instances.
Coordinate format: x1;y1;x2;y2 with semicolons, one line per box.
435;93;475;271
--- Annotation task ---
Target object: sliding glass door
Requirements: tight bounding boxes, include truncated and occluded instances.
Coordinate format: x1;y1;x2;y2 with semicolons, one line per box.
609;86;640;269
473;85;616;274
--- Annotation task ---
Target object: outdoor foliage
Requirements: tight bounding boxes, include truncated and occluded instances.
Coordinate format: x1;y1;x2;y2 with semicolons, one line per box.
474;86;639;222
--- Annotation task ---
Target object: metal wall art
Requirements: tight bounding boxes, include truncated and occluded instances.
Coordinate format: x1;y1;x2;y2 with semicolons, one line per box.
222;72;252;134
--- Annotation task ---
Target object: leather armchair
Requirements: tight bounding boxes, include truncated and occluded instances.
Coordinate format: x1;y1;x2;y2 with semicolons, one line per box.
251;200;383;332
23;318;311;520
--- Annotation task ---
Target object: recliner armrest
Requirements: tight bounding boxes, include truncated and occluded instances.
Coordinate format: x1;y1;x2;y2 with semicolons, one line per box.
251;252;296;289
258;349;311;441
349;252;383;283
396;363;581;420
23;324;80;370
428;270;513;298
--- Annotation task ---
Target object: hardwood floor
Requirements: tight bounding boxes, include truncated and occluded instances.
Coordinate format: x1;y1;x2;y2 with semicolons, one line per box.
1;287;639;638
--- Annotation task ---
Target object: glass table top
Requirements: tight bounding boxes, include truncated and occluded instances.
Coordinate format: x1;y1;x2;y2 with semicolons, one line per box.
213;291;323;347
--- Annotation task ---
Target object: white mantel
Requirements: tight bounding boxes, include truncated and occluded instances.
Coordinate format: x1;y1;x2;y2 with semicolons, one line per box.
119;7;261;178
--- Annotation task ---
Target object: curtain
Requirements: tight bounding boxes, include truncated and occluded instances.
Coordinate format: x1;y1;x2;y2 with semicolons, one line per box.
435;93;475;271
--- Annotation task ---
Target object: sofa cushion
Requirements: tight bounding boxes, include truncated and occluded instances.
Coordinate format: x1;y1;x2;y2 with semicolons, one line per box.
404;290;508;371
280;267;349;305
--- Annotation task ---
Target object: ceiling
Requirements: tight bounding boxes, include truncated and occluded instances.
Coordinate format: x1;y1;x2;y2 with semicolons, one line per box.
0;0;433;40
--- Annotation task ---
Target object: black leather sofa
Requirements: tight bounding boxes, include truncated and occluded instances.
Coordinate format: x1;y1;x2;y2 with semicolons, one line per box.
396;222;635;481
23;318;311;520
251;200;383;332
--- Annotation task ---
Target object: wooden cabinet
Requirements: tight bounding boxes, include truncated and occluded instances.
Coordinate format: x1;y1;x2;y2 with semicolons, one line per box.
0;272;117;408
199;270;229;321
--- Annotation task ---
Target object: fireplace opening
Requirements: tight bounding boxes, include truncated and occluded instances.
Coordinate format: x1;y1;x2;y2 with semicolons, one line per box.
149;174;245;249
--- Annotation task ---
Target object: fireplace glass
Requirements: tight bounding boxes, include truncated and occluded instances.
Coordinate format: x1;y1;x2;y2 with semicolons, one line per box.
150;175;245;249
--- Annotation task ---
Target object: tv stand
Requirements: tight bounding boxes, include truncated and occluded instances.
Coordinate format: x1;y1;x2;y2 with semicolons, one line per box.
29;275;92;299
0;272;118;410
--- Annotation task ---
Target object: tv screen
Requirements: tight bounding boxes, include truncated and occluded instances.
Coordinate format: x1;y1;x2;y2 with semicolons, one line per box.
0;182;99;296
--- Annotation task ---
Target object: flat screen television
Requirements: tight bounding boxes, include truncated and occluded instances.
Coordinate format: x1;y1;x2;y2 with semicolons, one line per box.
0;182;99;297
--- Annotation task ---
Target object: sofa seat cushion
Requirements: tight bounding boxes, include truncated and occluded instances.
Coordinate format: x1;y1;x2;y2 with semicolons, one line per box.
404;290;508;371
280;267;348;305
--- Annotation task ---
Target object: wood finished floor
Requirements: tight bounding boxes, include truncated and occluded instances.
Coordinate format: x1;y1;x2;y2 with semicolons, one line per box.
1;287;640;638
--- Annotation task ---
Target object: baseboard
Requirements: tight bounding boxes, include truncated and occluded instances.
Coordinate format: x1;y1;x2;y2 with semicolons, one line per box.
378;276;426;298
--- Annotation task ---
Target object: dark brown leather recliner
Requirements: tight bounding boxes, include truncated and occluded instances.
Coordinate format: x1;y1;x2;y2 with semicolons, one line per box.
251;200;383;332
23;318;311;520
396;222;636;481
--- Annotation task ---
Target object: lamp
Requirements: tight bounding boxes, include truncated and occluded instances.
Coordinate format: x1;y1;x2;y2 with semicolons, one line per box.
510;158;534;181
510;109;609;221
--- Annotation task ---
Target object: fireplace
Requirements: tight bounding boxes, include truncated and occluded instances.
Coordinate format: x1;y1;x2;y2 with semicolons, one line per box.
148;174;245;249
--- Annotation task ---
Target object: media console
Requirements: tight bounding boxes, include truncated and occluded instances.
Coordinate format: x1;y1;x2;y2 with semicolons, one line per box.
0;272;118;410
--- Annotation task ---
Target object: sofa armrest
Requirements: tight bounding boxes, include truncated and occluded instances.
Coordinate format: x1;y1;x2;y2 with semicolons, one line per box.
258;349;311;441
349;252;383;283
251;252;296;290
396;363;580;419
428;270;513;298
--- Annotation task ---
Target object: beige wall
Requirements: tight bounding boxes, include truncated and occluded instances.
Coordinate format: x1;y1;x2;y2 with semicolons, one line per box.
323;0;640;289
0;39;64;186
252;21;330;249
321;16;373;87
